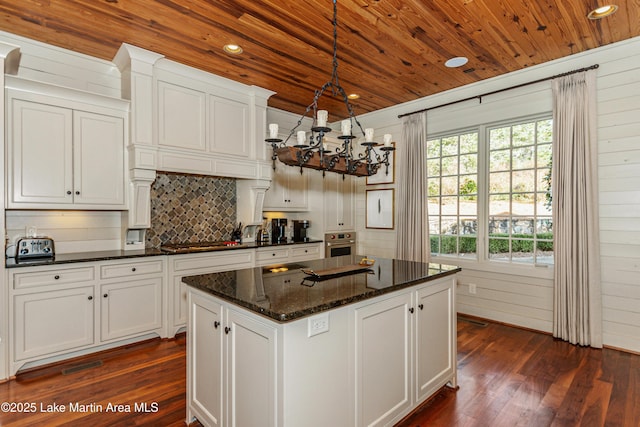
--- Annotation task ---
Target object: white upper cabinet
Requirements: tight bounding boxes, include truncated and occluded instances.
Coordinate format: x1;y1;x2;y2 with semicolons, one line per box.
263;163;309;211
151;61;274;179
157;80;206;151
10;100;74;205
209;95;249;158
73;110;125;206
323;172;355;232
6;77;128;210
156;77;249;158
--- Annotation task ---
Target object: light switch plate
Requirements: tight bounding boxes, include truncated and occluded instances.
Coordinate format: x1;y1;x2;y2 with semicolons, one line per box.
26;226;37;238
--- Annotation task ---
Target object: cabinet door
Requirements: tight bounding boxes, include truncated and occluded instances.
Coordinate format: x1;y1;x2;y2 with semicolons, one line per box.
73;110;125;206
157;80;206;151
9;99;73;205
100;277;162;341
263;163;309;211
323;173;355;232
226;308;277;427
209;95;249;158
188;293;224;427
415;279;456;403
355;292;412;427
14;286;95;361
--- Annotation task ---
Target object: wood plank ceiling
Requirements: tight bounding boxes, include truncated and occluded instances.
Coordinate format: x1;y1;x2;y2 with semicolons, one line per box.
0;0;638;121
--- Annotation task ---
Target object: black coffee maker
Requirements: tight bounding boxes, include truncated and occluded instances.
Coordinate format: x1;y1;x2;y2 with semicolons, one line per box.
271;218;288;244
293;220;311;242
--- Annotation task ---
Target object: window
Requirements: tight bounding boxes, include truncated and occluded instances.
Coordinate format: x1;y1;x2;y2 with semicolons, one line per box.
427;116;553;265
488;119;553;264
427;131;479;258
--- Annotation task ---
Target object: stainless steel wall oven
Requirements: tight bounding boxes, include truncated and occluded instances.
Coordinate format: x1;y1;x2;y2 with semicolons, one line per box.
324;232;356;258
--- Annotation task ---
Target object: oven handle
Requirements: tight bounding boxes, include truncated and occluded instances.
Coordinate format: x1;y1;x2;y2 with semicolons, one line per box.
326;240;355;247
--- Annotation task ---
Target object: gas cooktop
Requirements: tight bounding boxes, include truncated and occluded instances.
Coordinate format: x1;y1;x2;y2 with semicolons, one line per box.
160;241;247;253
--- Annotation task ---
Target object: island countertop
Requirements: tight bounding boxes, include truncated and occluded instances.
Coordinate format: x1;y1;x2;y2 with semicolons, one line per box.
182;254;460;322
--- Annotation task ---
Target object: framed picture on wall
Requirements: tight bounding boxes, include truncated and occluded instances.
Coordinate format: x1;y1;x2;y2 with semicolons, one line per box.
366;189;394;229
366;142;395;185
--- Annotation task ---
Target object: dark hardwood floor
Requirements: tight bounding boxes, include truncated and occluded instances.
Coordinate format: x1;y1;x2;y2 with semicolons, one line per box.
1;318;638;427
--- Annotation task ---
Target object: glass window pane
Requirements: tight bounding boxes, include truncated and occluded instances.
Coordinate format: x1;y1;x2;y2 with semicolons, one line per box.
490;171;511;193
490;149;511;172
459;236;477;254
512;219;534;237
489;238;510;260
441;156;458;175
460;197;477;216
537;144;552;167
489;216;510;235
441;137;458;156
537;120;553;143
427;178;440;197
460;154;477;174
536;217;553;234
430;235;440;253
537;168;551;193
441;196;458;214
429;218;440;234
441;176;458;195
460;133;478;154
512;146;535;170
427;139;441;158
460;217;477;234
459;176;477;196
513;193;535;215
512;122;535;146
489;195;509;216
427;159;441;177
490;127;511;150
427;197;441;215
512;170;535;192
441;217;458;235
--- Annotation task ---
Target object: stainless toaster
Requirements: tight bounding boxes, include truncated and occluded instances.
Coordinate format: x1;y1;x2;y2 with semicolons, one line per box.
15;237;55;259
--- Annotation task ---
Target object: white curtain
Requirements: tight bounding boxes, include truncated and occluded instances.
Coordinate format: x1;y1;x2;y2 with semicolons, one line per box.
396;112;429;263
552;69;602;348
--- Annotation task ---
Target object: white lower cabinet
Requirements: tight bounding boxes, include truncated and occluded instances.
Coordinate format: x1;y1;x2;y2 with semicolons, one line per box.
100;277;163;341
168;250;255;336
354;275;456;427
355;292;412;427
255;242;322;267
8;257;166;375
188;290;276;427
14;286;95;362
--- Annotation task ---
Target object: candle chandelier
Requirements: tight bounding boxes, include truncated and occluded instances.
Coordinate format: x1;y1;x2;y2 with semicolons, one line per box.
266;0;395;177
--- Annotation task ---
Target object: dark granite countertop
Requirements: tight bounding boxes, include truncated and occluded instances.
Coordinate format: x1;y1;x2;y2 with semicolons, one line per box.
4;240;324;268
4;248;166;268
183;255;461;323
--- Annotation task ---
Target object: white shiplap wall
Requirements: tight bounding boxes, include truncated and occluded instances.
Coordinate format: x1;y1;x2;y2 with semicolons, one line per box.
356;37;640;353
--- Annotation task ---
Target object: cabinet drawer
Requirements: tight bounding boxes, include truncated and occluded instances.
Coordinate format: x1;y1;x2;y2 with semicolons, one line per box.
256;247;289;263
100;259;164;280
13;267;95;290
290;244;321;261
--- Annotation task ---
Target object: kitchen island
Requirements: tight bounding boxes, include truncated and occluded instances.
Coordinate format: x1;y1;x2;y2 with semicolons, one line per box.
183;255;460;427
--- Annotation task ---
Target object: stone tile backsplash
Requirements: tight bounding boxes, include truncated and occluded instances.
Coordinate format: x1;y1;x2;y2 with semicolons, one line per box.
146;172;237;248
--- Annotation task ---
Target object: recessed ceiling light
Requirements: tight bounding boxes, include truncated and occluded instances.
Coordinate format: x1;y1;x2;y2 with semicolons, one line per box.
587;5;618;19
445;57;469;68
347;93;360;100
223;44;243;54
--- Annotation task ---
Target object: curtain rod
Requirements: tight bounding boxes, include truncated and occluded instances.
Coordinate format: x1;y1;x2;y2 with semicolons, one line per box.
397;63;600;119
